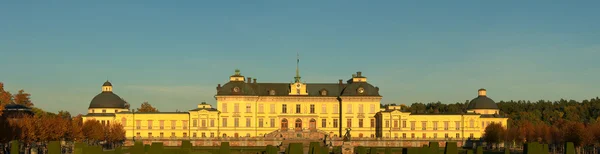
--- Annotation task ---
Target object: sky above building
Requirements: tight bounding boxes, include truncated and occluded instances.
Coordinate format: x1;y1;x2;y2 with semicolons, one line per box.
1;1;599;115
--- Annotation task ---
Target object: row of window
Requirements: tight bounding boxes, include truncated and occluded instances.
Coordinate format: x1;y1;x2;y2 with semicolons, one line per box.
383;120;502;130
221;103;378;114
388;133;475;139
135;132;216;138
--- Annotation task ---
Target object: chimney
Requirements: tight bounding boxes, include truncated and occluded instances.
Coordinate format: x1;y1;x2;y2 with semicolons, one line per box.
247;77;252;83
357;71;362;77
339;79;343;85
253;78;257;83
216;84;221;90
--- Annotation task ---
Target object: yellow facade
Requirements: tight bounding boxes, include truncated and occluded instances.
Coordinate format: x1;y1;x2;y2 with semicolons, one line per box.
83;70;507;141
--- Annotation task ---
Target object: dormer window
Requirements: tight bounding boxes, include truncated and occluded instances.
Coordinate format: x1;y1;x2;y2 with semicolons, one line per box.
320;90;328;96
233;87;240;93
269;90;276;96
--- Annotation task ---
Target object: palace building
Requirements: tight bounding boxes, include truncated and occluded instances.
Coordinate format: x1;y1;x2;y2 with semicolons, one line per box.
83;67;507;140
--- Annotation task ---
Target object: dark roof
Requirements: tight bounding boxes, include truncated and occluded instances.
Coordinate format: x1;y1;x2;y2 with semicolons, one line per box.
216;82;380;97
480;114;505;118
88;92;127;108
410;113;479;115
189;108;219;111
117;112;189;114
83;113;116;117
3;103;31;111
467;96;498;110
103;81;112;86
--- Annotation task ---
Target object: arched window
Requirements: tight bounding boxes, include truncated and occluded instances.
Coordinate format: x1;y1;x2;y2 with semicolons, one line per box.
269;90;276;95
281;119;288;130
359;133;363;138
320;90;327;96
309;119;316;130
295;119;302;130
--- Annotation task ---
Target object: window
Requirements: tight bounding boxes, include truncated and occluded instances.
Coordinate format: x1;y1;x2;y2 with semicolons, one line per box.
433;121;438;130
201;132;206;138
394;120;398;128
182;120;188;129
402;133;406;138
92;110;95;113
202;120;206;127
385;120;390;128
102;109;106;113
410;121;415;130
222;118;227;127
470;133;474;138
370;119;375;128
422;133;426;138
148;120;153;130
482;122;485;128
234;118;239;127
234;103;239;113
136;120;141;129
183;133;187;137
282;104;287;113
333;119;338;128
222;103;227;113
456;133;460;138
258;104;264;113
171;120;176;129
370;104;375;113
347;104;352;113
455;121;461;130
434;133;437;138
193;133;197;138
101;120;105;126
259;119;263;128
136;132;141;138
358;119;363;128
322;104;327;113
210;119;215;127
296;104;301;113
171;132;176;137
115;110;118;113
210;133;214;138
246;103;251;113
148;132;152;138
310;104;315;113
322;119;327;128
444;121;449;130
421;121;427;130
160;132;164;138
358;104;364;113
347;119;352;128
333;104;339;113
270;119;275;128
411;133;415;139
193;119;198;127
159;120;164;129
121;118;127;127
395;133;398;138
270;104;275;113
269;90;276;95
470;120;474;128
320;90;327;96
402;121;406;128
445;133;449;138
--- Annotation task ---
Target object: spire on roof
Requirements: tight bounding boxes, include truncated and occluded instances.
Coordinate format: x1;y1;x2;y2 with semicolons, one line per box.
294;53;301;83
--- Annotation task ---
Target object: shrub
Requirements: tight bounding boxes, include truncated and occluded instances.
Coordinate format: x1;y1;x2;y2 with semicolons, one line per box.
309;142;320;154
130;142;145;154
369;148;378;154
504;148;510;154
475;146;483;154
466;149;473;154
286;143;303;154
48;141;61;154
564;142;575;154
355;146;366;154
149;142;164;154
10;140;19;154
384;148;391;154
220;142;231;154
444;142;458;154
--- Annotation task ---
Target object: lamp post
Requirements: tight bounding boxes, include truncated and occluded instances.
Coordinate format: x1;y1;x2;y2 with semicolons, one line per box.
217;111;221;139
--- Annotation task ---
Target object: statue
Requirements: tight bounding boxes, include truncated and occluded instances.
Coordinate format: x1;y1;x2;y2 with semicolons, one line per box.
343;128;352;141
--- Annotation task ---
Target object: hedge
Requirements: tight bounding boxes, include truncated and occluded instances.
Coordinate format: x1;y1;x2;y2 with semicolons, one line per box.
286;143;303;154
10;140;19;154
47;141;61;154
564;142;575;154
309;142;320;154
444;142;458;154
220;142;231;154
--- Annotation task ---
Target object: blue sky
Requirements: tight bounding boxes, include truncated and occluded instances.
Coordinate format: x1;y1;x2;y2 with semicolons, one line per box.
1;1;599;115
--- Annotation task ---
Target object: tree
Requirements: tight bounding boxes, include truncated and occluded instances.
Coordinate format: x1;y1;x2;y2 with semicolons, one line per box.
82;120;105;144
106;123;126;148
68;114;85;142
483;122;506;149
0;82;13;115
13;89;33;107
137;101;158;112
